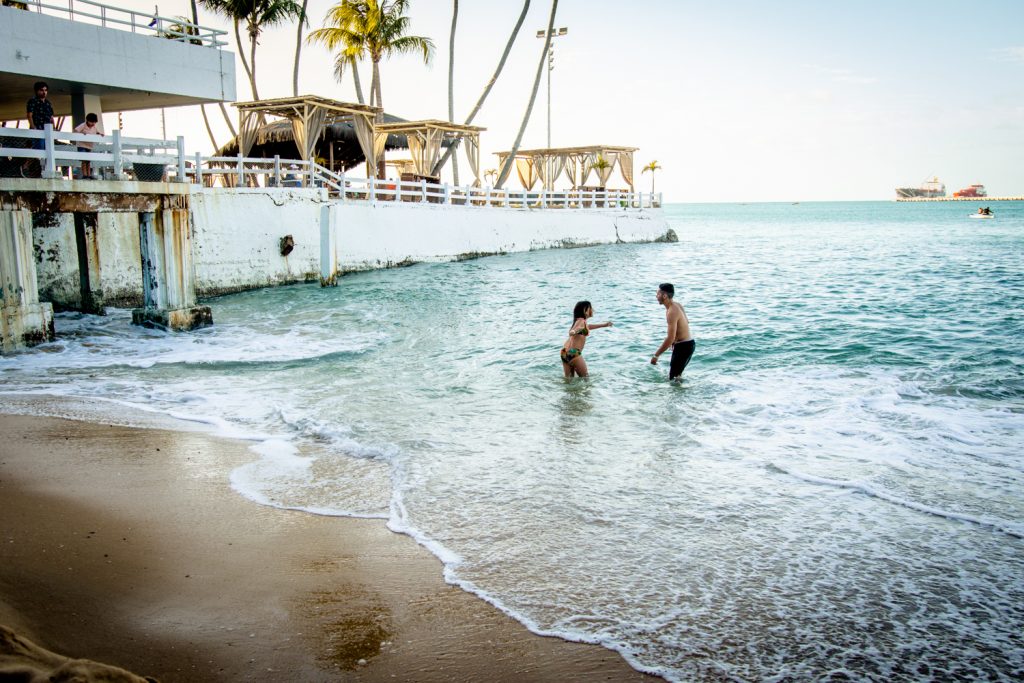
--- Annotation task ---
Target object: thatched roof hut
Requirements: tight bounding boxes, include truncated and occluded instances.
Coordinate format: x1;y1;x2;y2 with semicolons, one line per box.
216;113;448;171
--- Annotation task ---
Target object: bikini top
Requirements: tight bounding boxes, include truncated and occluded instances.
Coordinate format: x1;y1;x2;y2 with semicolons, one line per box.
571;325;589;337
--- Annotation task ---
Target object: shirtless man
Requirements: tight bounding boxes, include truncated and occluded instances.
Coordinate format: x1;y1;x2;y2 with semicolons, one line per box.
650;283;695;380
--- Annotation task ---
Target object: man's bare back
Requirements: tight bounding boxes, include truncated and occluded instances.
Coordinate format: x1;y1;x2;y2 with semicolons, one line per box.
666;301;691;344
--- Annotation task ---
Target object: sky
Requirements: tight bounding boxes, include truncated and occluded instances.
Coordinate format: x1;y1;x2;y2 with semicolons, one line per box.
88;0;1024;201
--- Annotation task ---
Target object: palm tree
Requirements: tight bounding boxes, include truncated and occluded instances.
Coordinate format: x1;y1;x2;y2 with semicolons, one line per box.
308;0;434;112
447;0;459;184
592;155;611;189
484;168;497;186
292;0;311;95
306;1;368;103
200;0;305;101
431;0;530;177
495;0;558;190
642;160;661;195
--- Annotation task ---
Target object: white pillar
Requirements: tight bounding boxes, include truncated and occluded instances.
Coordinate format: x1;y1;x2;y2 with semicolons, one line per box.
319;204;337;287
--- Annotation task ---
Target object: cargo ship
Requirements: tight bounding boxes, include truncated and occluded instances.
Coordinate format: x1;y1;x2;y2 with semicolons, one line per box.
895;176;946;199
953;184;987;198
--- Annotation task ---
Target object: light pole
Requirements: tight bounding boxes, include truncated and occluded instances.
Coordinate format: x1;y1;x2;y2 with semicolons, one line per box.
536;26;568;148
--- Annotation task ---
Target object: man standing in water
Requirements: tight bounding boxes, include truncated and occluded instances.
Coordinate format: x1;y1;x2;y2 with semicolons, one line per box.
651;283;695;380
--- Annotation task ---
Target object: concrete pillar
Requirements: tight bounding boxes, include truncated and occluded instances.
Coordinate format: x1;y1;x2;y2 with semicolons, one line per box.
132;208;212;331
70;93;104;131
319;204;337;286
73;212;105;314
1;209;55;354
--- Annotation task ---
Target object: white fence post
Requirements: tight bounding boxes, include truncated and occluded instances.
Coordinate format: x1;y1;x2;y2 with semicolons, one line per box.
112;129;123;178
194;152;203;184
42;124;57;179
176;136;186;183
420;178;427;203
369;176;377;203
485;185;491;207
339;170;347;202
236;153;244;186
273;155;281;187
540;189;546;209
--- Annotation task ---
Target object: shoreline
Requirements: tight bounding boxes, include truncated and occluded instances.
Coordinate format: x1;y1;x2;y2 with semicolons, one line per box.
0;401;661;682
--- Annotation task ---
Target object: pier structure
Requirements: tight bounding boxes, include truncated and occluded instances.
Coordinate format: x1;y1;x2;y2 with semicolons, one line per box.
0;0;233;128
0;177;211;354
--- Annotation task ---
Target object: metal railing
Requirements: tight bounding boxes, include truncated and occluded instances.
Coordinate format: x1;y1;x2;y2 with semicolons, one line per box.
9;0;228;48
0;128;663;209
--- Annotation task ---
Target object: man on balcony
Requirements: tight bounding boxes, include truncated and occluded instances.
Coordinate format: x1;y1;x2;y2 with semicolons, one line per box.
23;81;54;177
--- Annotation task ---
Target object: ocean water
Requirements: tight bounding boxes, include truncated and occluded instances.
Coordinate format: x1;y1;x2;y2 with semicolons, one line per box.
3;200;1024;681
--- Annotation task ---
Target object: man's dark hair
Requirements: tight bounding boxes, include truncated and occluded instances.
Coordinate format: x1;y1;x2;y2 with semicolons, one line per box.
658;283;675;298
85;113;98;123
572;300;592;321
33;81;48;91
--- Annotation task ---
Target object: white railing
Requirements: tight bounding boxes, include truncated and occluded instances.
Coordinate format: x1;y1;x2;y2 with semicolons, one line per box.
7;0;228;48
0;124;184;180
0;128;663;208
306;164;662;210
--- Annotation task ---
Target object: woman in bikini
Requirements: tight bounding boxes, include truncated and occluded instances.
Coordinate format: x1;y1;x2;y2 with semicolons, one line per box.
561;300;613;378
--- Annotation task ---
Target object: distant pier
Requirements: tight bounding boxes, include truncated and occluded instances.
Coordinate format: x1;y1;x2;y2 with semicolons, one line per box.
895;196;1024;202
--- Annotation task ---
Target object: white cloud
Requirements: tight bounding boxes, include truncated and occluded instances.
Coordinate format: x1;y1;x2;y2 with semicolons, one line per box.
802;64;877;85
991;46;1024;62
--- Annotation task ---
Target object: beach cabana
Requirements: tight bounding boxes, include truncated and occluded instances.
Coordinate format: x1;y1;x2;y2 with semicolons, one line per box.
233;96;383;169
373;120;486;185
494;145;638;191
215;114;414;172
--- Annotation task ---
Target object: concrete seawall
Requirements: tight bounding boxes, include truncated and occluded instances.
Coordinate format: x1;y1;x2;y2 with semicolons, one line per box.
32;187;673;308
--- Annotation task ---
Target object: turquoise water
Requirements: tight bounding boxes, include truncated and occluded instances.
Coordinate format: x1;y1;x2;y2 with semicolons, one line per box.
3;201;1024;681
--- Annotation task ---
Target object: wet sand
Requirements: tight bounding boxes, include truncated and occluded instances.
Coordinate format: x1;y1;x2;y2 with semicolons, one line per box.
0;411;659;682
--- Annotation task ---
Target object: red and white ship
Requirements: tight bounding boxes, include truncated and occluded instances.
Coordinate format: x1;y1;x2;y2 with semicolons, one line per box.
953;184;987;198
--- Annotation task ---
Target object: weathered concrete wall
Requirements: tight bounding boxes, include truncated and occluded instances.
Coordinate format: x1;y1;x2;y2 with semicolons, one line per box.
2;209;55;353
329;201;673;272
190;188;326;297
27;187;673;308
33;213;141;309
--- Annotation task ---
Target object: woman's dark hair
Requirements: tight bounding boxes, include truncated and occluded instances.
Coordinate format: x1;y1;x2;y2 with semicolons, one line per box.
572;300;591;322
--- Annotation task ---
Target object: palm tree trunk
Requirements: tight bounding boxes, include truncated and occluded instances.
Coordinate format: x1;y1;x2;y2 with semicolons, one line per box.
496;0;557;189
372;61;382;109
447;0;459;185
189;0;220;150
219;102;237;138
293;0;309;96
432;0;530;177
233;20;255;95
351;61;365;104
249;27;261;100
200;105;218;150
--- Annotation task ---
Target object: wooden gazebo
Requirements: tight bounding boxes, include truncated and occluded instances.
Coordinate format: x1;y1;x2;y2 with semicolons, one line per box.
374;120;486;184
234;96;382;168
494;145;638;191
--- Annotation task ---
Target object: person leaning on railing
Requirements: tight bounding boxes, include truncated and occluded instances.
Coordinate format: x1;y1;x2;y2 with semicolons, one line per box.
73;113;102;179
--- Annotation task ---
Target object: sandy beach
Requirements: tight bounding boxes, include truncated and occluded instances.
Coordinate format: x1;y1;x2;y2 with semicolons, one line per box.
0;409;658;682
